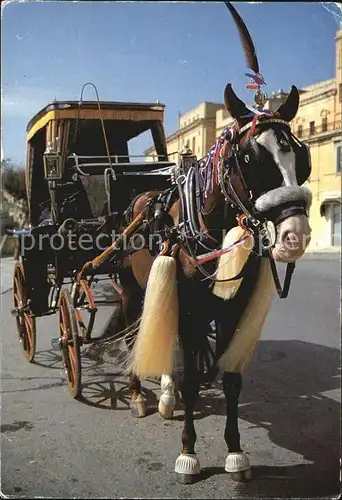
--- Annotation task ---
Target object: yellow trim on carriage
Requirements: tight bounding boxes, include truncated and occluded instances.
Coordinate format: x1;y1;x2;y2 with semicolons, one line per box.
26;108;165;142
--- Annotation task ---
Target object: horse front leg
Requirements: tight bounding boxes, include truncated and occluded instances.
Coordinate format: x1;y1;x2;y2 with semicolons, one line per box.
174;333;201;484
222;372;251;481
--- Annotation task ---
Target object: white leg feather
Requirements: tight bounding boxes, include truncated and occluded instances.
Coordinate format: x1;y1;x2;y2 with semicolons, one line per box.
158;374;176;419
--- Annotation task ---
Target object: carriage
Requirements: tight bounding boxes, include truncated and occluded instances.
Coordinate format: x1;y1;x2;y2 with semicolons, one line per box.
10;88;187;398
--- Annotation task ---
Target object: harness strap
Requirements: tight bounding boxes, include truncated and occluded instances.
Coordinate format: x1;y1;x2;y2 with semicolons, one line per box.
268;256;295;299
180;240;255;284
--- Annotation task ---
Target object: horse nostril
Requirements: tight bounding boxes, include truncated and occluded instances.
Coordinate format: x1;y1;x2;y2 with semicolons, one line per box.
280;230;300;250
280;230;290;244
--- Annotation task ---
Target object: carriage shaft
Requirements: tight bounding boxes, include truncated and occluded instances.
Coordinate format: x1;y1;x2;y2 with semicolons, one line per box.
77;211;145;280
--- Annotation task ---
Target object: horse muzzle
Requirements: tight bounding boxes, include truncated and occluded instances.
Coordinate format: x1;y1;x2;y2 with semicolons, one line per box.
254;185;312;263
271;214;312;263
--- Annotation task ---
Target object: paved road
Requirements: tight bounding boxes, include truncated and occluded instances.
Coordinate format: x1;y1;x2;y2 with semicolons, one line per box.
0;256;340;498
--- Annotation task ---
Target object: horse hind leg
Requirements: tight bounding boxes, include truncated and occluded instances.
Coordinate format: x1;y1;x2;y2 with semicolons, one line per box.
158;374;176;420
126;310;147;418
129;372;147;418
119;273;147;418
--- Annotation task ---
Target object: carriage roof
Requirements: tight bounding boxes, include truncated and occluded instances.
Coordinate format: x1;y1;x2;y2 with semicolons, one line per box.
25;99;173;224
26;100;167;141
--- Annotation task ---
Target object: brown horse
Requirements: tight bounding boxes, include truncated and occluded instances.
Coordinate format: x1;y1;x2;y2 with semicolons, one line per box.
113;84;312;482
112;1;313;484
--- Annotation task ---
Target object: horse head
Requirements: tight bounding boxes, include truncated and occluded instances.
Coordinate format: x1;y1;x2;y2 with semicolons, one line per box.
212;2;312;264
221;83;312;263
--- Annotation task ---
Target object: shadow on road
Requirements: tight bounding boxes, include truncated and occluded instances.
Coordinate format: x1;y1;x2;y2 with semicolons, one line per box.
19;337;339;497
31;349;63;369
194;339;340;497
79;376;159;414
83;338;340;497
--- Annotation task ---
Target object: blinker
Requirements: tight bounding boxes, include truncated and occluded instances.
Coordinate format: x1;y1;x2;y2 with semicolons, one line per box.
276;131;291;153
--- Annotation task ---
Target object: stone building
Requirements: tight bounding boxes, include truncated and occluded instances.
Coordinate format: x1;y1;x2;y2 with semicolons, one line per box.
144;29;341;250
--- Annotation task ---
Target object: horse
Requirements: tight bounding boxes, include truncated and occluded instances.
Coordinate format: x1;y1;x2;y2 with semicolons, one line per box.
116;80;312;479
111;1;313;483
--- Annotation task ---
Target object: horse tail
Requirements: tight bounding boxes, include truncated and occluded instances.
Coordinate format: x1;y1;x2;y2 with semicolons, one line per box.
125;255;179;379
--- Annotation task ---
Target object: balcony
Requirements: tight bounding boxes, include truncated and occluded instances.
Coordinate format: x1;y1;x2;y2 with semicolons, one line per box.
294;120;342;142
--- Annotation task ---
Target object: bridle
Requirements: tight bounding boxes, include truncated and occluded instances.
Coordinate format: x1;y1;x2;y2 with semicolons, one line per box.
168;114;308;299
216;114;308;298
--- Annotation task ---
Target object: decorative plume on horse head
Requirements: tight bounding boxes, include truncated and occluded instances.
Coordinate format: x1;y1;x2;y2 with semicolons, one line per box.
117;0;312;484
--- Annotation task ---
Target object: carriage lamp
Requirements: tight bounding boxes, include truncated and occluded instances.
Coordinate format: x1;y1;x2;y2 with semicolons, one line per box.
180;146;197;174
43;141;63;181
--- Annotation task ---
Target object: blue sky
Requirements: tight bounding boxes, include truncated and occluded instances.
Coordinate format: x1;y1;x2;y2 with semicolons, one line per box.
1;1;340;166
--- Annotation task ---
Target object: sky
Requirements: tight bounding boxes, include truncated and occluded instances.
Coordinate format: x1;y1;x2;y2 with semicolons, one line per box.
1;1;341;166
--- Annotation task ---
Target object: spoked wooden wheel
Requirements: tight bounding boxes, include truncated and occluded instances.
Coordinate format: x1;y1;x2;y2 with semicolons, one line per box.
73;280;97;342
59;289;82;399
13;262;36;362
196;321;217;385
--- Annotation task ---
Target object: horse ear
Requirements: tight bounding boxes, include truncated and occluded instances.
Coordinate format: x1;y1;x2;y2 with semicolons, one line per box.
224;84;251;121
275;85;300;122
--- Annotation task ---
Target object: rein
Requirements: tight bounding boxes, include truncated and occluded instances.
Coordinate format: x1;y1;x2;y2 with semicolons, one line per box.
268;257;295;299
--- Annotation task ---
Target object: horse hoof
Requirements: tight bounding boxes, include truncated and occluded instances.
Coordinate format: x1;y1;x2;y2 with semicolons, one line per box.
130;396;147;418
175;453;200;484
176;473;200;485
230;469;252;482
225;452;252;482
158;399;175;420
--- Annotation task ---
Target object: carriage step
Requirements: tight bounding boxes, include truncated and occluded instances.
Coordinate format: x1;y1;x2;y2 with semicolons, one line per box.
50;337;61;350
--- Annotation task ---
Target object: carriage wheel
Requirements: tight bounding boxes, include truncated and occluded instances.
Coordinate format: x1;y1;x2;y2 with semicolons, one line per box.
14;240;20;261
13;262;36;362
59;289;82;399
73;280;97;342
196;321;217;385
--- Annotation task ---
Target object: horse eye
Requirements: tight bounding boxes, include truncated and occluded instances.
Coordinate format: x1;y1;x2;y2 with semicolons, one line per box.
244;155;250;163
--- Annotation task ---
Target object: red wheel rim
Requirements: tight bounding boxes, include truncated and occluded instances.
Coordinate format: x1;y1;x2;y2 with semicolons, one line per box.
13;264;36;361
59;292;80;394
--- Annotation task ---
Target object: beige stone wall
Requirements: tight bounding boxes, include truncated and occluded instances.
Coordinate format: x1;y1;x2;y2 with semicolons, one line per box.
216;107;234;137
166;135;181;163
297;31;341;249
145;102;225;163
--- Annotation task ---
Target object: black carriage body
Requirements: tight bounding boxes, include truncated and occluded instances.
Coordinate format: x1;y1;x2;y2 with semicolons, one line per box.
19;98;176;316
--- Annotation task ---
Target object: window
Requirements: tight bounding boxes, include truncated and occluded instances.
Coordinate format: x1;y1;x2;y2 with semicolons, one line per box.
322;117;328;132
192;137;196;153
297;125;303;138
331;203;341;247
309;121;315;135
339;83;342;103
337;144;342;173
